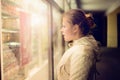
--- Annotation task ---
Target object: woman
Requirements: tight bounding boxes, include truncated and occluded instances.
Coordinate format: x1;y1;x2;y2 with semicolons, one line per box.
57;9;100;80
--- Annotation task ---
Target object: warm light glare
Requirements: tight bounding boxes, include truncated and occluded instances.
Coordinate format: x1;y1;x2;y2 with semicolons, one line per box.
31;14;41;27
24;0;47;27
31;14;46;27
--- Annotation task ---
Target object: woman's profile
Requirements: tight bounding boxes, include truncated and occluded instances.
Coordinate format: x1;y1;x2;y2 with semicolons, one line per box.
57;9;100;80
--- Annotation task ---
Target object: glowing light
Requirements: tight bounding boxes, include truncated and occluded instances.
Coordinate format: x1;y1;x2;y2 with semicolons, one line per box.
31;14;41;26
22;0;47;27
31;14;46;27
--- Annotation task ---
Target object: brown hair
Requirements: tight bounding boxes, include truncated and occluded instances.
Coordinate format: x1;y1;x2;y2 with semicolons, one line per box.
63;9;95;35
85;13;96;29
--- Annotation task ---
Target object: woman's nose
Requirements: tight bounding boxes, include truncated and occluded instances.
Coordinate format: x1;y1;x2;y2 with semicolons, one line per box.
60;27;63;32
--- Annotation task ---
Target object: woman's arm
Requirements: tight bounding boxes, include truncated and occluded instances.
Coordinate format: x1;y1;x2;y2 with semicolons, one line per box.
70;46;94;80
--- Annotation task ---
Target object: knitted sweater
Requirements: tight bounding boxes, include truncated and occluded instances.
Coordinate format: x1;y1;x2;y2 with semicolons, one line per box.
57;35;99;80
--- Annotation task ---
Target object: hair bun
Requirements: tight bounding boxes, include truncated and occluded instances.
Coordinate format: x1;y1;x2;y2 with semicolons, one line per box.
85;13;96;29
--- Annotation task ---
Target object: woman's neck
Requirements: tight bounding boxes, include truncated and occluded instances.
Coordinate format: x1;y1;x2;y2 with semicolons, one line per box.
74;33;85;40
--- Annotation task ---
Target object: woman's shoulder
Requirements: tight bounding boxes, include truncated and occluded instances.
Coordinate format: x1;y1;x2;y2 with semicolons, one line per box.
71;44;93;51
70;45;94;57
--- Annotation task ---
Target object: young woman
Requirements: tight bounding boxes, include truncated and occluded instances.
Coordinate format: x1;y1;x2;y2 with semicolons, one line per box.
57;9;100;80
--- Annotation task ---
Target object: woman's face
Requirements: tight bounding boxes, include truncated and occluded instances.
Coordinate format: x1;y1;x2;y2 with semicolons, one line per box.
61;17;75;41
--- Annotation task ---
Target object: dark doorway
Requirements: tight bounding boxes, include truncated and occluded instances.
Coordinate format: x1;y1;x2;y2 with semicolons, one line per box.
117;13;120;48
90;11;107;46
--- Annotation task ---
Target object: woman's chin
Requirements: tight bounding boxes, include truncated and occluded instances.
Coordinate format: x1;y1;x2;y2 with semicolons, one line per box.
63;36;71;41
64;38;71;42
64;38;68;41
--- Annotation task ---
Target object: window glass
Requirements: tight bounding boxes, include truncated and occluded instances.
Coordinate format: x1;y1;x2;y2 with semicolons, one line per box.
1;0;49;80
52;7;63;80
54;0;64;9
27;0;49;80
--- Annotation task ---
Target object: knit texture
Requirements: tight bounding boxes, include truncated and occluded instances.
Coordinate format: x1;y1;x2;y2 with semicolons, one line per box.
57;35;99;80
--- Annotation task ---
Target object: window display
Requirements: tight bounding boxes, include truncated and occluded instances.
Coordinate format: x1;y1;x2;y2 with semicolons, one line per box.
1;0;50;80
1;0;63;80
52;7;63;80
1;0;26;80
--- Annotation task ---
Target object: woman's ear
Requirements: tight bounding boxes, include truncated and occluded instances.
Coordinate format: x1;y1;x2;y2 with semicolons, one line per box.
73;24;79;33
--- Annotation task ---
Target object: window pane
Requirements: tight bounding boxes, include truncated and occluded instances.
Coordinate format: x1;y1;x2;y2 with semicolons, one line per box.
52;7;63;80
1;0;49;80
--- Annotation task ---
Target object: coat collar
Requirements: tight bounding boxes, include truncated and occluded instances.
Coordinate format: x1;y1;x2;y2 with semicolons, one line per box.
68;35;97;48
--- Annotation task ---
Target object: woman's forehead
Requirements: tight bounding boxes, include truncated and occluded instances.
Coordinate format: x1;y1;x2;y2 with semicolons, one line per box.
63;17;72;24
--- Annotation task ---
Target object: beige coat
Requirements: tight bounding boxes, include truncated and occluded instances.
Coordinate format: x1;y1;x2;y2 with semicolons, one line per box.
57;35;99;80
